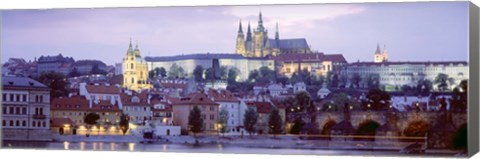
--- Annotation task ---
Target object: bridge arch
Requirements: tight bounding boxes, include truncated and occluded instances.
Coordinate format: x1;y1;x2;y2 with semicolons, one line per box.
354;120;380;141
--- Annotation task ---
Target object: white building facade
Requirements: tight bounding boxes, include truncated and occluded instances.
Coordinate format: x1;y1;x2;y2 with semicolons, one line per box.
145;53;275;82
1;76;52;141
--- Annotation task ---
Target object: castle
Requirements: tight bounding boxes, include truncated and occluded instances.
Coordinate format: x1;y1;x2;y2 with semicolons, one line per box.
122;40;152;91
235;12;311;57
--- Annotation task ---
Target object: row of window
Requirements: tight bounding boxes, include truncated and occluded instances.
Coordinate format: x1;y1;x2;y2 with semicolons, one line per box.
54;112;119;116
2;106;27;115
201;114;216;121
125;107;149;111
2;94;27;102
2;120;46;128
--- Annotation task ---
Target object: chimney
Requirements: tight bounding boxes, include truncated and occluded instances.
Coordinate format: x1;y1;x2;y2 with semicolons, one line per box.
89;98;93;109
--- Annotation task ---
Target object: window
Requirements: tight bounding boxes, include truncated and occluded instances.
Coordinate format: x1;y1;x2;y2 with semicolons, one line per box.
2;94;6;101
16;120;19;126
210;114;215;120
32;121;36;127
10;120;13;126
22;121;26;127
131;78;134;84
2;107;6;114
10;94;14;101
22;95;27;102
202;114;206;120
2;120;5;126
131;63;134;69
9;107;13;114
16;107;20;114
209;106;214;111
16;94;20;102
43;122;46;127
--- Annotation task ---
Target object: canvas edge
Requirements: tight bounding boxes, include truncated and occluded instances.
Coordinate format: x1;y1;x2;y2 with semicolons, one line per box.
468;1;479;157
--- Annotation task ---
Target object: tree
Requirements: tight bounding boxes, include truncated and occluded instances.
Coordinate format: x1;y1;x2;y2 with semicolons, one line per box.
193;65;204;82
168;63;185;79
149;67;165;80
268;108;283;135
68;67;81;78
227;67;239;85
289;117;305;134
84;112;100;136
351;73;362;88
218;108;229;135
158;67;167;78
365;88;391;111
331;93;360;111
220;66;228;80
435;73;449;92
205;68;214;81
90;64;107;75
294;91;311;113
450;80;467;112
453;124;467;150
188;106;204;135
36;72;70;100
367;74;380;89
243;107;258;136
119;113;130;135
417;79;432;96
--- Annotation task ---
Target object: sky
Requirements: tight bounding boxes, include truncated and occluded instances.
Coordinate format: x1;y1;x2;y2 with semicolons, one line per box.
0;2;470;65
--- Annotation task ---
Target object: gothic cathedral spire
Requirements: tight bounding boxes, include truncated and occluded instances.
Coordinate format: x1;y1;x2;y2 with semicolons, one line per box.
275;22;279;40
238;20;243;33
246;22;252;41
257;11;265;32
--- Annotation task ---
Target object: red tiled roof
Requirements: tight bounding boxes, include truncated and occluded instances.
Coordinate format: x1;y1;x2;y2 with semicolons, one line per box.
120;92;149;106
51;118;75;127
272;53;347;63
246;101;273;114
86;84;120;94
173;93;218;106
91;100;122;112
51;96;90;111
207;89;240;102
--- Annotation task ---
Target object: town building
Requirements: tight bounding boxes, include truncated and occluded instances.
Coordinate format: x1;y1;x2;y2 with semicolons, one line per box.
122;40;152;91
207;89;247;134
145;53;274;82
171;93;220;135
50;95;123;135
235;12;311;57
71;60;108;75
121;92;153;124
343;45;468;91
78;82;123;108
1;76;52;141
272;53;347;78
36;54;75;76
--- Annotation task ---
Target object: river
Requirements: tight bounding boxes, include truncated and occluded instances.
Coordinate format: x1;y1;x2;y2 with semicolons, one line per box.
1;140;458;157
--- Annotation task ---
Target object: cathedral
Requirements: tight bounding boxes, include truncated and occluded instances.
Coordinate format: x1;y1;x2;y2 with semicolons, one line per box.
235;12;311;57
122;40;152;92
374;43;389;63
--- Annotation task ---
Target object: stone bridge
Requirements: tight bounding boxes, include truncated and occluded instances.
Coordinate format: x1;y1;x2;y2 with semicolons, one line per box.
313;111;467;134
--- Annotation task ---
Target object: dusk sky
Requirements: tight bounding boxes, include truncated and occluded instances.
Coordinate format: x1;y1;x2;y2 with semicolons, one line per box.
0;2;469;65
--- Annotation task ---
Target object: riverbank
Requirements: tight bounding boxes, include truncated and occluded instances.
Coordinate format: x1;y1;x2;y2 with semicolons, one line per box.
45;134;462;155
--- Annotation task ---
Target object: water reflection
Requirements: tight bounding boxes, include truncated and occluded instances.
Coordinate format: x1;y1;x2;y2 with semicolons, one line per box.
79;142;85;150
92;142;97;151
128;143;135;151
99;142;103;151
162;144;167;151
110;142;116;151
63;141;69;150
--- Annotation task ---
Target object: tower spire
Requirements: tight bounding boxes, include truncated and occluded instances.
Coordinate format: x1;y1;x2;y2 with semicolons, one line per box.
257;11;264;32
127;38;134;55
246;21;252;41
275;22;279;40
238;20;243;33
375;43;381;54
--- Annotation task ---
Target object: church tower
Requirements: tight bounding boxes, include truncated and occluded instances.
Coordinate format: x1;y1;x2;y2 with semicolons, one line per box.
374;43;388;63
122;39;152;92
253;11;268;57
235;20;246;56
